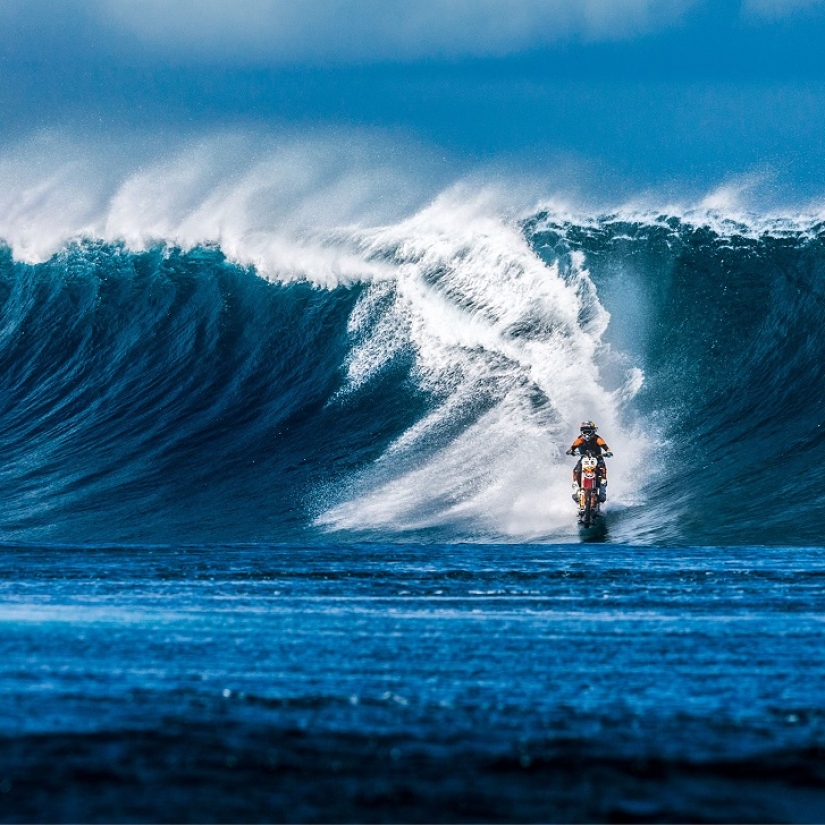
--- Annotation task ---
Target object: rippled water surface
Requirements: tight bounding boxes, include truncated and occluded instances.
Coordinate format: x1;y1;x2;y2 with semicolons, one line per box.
1;542;824;822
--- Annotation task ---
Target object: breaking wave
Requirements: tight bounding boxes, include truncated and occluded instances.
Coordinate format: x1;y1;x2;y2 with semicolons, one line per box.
1;131;824;544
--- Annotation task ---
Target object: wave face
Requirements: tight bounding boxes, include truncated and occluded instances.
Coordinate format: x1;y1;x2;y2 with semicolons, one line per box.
1;175;824;544
527;212;825;544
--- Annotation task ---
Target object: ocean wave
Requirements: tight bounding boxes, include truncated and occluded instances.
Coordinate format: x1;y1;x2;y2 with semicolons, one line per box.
1;133;824;544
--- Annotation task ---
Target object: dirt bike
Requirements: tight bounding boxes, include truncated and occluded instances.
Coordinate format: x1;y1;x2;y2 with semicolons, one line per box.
573;449;608;529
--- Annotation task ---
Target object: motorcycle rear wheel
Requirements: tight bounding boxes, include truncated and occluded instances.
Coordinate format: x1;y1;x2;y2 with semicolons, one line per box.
578;491;599;529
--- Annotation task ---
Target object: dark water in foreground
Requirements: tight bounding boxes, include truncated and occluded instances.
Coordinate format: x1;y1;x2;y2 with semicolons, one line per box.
1;542;824;823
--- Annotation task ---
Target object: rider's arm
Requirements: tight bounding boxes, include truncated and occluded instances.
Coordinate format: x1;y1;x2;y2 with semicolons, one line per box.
565;436;583;455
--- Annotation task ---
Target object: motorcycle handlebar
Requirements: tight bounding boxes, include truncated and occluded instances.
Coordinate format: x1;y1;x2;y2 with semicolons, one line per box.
566;449;613;457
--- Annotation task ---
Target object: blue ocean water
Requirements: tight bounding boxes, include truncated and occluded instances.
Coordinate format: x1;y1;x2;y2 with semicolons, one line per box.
2;543;824;822
1;160;825;820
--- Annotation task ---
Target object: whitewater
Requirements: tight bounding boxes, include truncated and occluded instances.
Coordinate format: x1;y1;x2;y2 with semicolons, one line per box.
2;130;825;822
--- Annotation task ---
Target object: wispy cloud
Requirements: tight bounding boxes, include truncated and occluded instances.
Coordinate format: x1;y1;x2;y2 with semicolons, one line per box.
6;0;820;68
92;0;699;64
741;0;825;19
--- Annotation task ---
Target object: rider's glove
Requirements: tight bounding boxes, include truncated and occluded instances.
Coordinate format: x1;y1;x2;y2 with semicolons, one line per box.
565;449;574;455
604;451;613;458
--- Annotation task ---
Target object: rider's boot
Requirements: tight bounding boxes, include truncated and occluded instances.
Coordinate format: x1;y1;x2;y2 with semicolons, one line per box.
571;482;580;502
598;479;607;503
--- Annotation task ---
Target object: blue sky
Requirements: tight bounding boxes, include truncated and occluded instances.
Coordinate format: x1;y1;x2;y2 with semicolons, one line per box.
2;0;825;200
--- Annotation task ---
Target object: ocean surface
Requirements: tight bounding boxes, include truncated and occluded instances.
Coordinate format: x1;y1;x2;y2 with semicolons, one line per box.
1;148;825;820
2;543;824;822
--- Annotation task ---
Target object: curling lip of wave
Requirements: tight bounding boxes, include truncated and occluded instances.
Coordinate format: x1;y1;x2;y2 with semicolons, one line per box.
0;131;443;284
3;130;825;278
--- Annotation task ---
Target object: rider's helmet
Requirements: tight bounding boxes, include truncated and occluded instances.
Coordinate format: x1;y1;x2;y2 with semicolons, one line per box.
580;421;597;438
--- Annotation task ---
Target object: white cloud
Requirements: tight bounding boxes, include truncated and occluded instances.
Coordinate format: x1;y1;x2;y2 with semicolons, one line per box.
94;0;699;63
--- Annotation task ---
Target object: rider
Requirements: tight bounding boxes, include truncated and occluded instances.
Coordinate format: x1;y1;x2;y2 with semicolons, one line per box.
566;421;613;502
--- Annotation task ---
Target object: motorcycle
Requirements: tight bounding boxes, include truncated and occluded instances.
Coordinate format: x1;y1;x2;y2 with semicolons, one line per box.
572;449;609;529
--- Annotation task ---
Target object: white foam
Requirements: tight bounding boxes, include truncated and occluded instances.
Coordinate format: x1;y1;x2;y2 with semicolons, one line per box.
528;179;825;241
318;187;648;540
